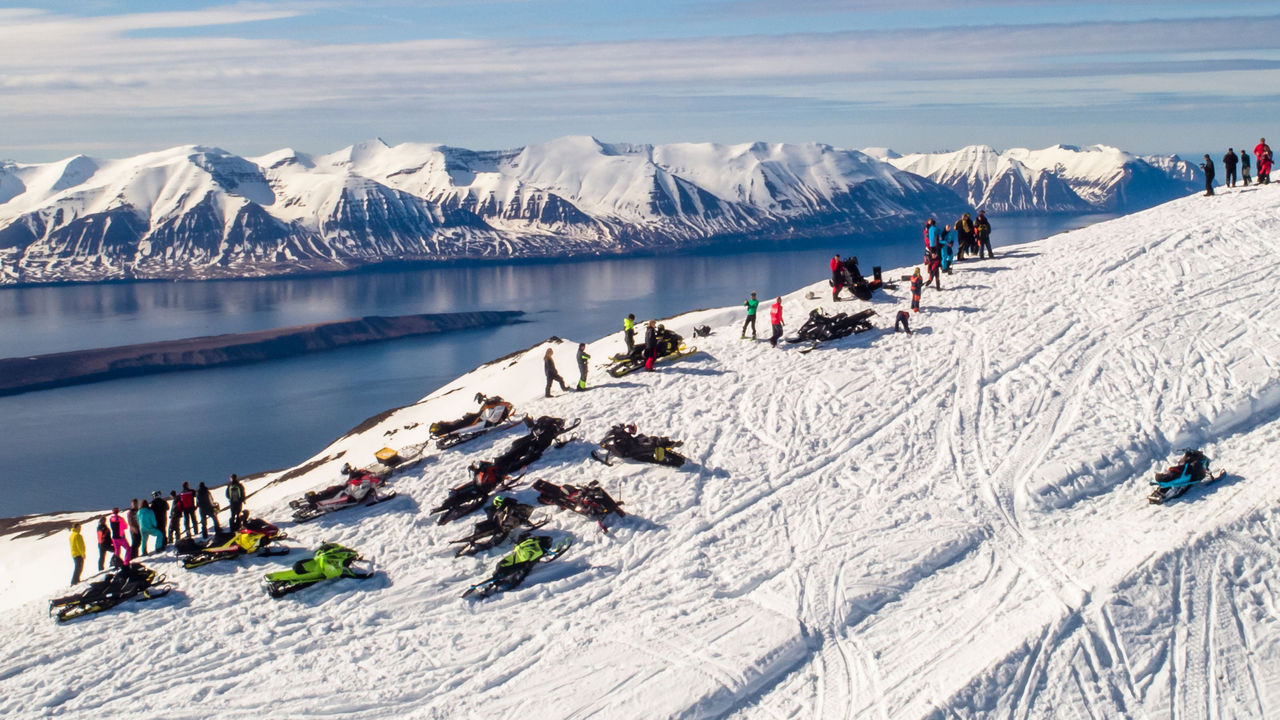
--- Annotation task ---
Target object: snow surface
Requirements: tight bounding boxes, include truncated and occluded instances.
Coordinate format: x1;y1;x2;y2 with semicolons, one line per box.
3;185;1280;718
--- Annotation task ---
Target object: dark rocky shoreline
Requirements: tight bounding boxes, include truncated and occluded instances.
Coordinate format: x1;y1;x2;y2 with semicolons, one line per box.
0;310;523;396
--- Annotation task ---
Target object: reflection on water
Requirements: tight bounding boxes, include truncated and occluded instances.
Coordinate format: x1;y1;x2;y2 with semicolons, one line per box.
0;214;1114;515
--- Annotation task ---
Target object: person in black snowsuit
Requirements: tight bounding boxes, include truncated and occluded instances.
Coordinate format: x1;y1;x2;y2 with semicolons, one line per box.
1200;155;1215;196
643;320;658;372
576;343;589;391
95;517;112;572
148;491;169;550
1241;150;1252;186
975;211;993;259
1223;149;1238;188
543;348;568;398
196;482;222;537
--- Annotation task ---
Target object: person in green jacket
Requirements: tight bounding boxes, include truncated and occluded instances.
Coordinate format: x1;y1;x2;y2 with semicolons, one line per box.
741;292;759;339
623;314;636;355
69;523;86;585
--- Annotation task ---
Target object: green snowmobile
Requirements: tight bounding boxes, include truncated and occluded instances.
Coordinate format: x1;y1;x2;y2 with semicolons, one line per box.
263;542;374;598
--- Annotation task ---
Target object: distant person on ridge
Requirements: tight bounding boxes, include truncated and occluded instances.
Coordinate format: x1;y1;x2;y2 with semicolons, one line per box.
910;267;922;313
226;474;246;531
137;499;162;556
1223;148;1238;188
197;481;222;538
575;343;590;391
741;291;759;339
769;297;784;348
830;255;844;301
1200;154;1215;196
1254;138;1272;184
975;211;993;259
925;241;942;291
95;517;112;572
940;224;955;274
543;347;568;397
69;522;85;585
1241;150;1252;186
955;213;975;260
167;490;182;542
623;314;636;355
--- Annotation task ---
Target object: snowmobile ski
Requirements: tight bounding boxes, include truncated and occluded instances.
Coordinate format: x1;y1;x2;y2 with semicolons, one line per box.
436;416;525;450
291;491;399;523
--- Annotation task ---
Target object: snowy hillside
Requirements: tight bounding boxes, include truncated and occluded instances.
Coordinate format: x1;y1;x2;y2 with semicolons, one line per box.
2;184;1279;718
0;137;961;286
878;144;1199;214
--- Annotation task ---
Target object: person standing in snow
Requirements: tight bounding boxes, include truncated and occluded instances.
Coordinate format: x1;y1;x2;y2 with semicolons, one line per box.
226;474;246;532
1200;155;1215;196
769;297;784;348
910;267;922;313
922;218;937;252
137;499;162;556
108;508;132;565
742;292;759;339
149;490;168;547
644;319;658;371
955;213;975;260
1241;150;1252;186
1223;148;1239;188
830;255;844;301
167;490;182;542
69;523;85;585
95;517;112;572
939;224;955;274
543;347;568;397
975;211;993;259
197;481;222;538
575;343;590;391
1254;138;1271;184
178;482;197;538
126;499;142;557
623;314;636;356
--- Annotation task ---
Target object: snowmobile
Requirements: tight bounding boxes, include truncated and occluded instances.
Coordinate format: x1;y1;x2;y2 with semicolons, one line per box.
1148;449;1225;504
49;562;172;622
180;517;288;569
263;542;374;598
786;308;875;344
462;534;573;599
430;416;580;524
290;463;397;523
607;327;698;377
449;495;547;557
533;479;626;532
591;423;686;467
431;393;522;449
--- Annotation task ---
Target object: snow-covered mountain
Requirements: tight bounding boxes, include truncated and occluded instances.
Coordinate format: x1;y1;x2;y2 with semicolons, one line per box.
874;144;1200;214
3;184;1280;718
0;137;964;286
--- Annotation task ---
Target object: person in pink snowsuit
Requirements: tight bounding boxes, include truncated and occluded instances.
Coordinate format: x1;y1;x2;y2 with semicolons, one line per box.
108;508;133;565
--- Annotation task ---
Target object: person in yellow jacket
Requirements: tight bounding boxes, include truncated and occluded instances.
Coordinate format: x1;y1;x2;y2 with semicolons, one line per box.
69;522;86;585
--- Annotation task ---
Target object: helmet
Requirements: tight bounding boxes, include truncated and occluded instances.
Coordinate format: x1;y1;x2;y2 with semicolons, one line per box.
474;392;485;404
492;496;506;509
537;536;552;551
341;463;352;474
152;490;162;499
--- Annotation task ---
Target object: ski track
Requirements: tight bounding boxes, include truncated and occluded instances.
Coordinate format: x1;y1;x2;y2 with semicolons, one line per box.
4;187;1280;718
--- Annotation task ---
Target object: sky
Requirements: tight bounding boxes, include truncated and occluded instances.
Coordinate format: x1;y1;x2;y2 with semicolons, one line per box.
2;0;1278;162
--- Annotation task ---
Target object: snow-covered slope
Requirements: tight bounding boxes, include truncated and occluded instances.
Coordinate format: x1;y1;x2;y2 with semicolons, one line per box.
3;185;1280;718
0;137;962;286
883;144;1199;214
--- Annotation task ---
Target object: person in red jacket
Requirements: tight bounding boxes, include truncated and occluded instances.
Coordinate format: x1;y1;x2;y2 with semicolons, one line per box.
769;297;784;348
95;517;112;571
178;482;198;538
830;255;844;301
1254;138;1272;184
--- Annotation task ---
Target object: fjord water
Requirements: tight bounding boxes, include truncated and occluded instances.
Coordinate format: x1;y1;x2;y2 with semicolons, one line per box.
0;215;1110;515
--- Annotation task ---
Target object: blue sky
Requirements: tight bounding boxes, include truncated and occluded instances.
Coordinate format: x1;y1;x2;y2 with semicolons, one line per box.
2;0;1278;161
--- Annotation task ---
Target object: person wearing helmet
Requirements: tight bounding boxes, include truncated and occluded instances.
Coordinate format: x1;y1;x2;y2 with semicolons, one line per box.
225;473;247;531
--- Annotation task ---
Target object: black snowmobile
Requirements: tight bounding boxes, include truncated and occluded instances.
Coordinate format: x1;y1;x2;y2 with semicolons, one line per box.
786;308;875;344
591;423;686;467
533;478;626;532
430;415;579;525
49;562;172;622
1148;449;1225;504
431;393;522;449
449;495;546;557
607;327;697;377
462;534;572;599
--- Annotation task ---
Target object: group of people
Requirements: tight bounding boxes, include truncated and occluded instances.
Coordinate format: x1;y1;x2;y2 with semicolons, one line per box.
1202;139;1272;195
740;292;786;347
918;211;993;291
69;474;248;584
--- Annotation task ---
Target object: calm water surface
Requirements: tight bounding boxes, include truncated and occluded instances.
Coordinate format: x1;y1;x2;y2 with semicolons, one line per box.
0;215;1112;515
